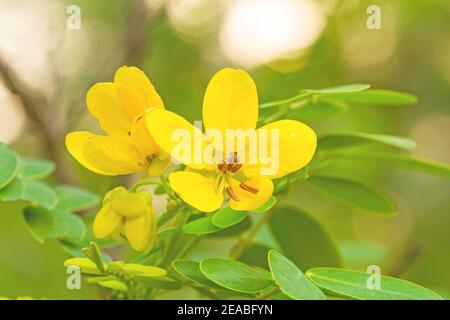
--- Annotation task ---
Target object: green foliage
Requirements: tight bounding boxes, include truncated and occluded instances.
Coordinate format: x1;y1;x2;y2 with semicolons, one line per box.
327;152;450;178
318;132;416;150
268;250;325;300
269;206;342;270
17;158;55;180
306;268;442;300
0;179;57;209
200;258;274;293
172;260;222;288
0;143;19;189
305;175;397;215
21;185;99;244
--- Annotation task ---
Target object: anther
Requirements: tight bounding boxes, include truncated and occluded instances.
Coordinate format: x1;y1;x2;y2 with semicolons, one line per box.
240;182;258;194
227;187;240;201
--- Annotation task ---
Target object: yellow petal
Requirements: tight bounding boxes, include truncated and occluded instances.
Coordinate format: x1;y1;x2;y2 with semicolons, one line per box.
228;177;273;211
130;112;159;156
114;66;164;109
168;171;223;212
93;202;122;239
244;120;317;179
147;152;172;177
86;83;133;139
124;207;157;252
202;68;258;150
81;134;147;175
66;131;110;175
111;191;150;218
145;109;208;168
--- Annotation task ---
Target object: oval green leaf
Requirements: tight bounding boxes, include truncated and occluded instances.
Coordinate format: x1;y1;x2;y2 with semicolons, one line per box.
23;206;55;243
207;216;252;239
306;267;443;300
327;152;450;178
200;258;274;293
319;132;416;150
54;185;99;212
305;175;397;214
0;179;57;209
212;207;248;228
52;210;85;240
173;260;222;288
17;158;55;180
268;250;325;300
269;206;342;270
0;143;19;189
183;215;221;235
332;89;417;106
303;84;370;94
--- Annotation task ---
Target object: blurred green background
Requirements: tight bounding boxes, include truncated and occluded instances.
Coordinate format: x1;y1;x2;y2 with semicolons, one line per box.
0;0;449;299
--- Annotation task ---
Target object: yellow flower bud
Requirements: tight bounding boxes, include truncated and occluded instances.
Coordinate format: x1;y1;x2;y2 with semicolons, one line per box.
93;187;157;252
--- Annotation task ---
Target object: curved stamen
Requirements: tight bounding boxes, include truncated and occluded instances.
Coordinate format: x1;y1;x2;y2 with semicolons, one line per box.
227;187;240;201
240;182;258;194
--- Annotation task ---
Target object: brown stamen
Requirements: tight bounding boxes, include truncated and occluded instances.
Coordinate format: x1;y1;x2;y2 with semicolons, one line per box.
227;187;240;201
230;163;243;173
240;182;259;194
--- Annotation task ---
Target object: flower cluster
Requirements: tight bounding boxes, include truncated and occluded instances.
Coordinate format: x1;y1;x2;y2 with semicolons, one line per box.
66;66;316;252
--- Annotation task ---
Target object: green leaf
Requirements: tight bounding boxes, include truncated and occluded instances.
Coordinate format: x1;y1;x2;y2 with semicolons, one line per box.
327;152;450;178
17;158;55;180
134;276;182;290
0;143;19;189
302;84;371;94
200;258;274;293
268;250;325;300
253;196;277;214
52;210;86;240
183;215;221;235
0;179;57;209
305;175;397;214
172;260;222;288
98;280;128;291
64;257;102;275
212;207;248;228
207;216;252;239
288;100;348;120
269;206;342;270
239;244;270;269
23;206;55;243
53;185;99;212
328;89;417;106
318;132;416;150
306;267;443;300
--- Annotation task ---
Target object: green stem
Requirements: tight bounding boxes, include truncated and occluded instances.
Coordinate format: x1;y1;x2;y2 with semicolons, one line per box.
160;175;176;200
230;208;277;260
255;287;281;300
176;236;199;260
130;180;160;192
159;209;190;269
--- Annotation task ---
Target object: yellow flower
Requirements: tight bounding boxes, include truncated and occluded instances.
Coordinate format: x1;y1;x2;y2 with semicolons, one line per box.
145;68;317;212
93;187;157;252
65;66;170;177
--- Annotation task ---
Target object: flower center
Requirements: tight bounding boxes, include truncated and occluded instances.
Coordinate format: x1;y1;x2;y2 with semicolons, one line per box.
217;152;242;174
216;153;259;201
